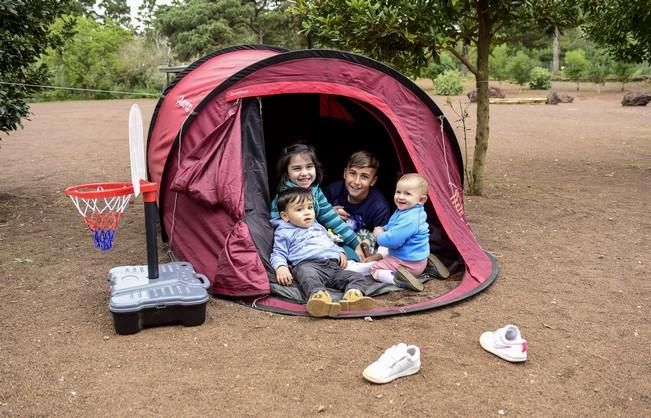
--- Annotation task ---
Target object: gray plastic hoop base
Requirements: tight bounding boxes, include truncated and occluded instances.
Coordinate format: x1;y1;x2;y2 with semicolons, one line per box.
107;261;210;335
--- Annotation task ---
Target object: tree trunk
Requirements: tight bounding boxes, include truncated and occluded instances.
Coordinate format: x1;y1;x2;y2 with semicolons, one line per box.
552;27;560;74
470;0;491;196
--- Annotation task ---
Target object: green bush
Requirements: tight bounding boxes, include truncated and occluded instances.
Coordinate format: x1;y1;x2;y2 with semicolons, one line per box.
586;49;611;89
507;51;538;86
434;70;464;96
613;61;635;90
563;49;588;90
424;51;458;79
529;67;552;89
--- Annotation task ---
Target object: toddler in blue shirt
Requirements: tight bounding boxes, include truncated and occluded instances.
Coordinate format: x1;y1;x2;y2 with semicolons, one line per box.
271;188;374;317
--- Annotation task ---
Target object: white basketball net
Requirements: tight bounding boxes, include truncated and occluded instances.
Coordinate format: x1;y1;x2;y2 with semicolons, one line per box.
68;192;132;232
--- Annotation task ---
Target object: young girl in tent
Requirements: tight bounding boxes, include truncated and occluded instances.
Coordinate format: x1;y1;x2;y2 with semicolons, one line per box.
270;143;364;261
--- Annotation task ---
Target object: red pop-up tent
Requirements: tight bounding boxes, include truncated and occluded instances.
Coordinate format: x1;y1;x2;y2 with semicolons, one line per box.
147;45;497;317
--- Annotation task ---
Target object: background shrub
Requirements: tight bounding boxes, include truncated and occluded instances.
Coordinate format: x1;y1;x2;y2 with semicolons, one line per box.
563;49;588;90
529;67;552;89
424;51;458;79
507;51;539;86
434;70;464;96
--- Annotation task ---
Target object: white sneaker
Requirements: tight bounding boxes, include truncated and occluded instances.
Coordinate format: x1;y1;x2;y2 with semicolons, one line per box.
479;324;528;362
362;343;421;384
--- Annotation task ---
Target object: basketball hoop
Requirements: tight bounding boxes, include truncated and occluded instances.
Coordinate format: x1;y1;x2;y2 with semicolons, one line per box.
65;182;134;251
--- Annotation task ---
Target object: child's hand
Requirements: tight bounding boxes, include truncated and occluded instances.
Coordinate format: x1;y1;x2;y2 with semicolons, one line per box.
354;244;365;262
339;252;348;269
334;205;349;221
372;226;384;238
276;266;293;286
365;253;384;262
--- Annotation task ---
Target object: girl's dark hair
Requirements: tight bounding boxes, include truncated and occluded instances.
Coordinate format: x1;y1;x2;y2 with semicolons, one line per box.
276;187;314;212
276;143;323;190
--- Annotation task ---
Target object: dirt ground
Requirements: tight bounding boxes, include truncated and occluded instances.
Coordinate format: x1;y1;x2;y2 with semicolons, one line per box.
1;81;649;417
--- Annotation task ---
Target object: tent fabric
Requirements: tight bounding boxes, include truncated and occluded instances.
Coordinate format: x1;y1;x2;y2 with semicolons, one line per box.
147;45;498;315
170;103;241;211
319;95;354;122
148;45;286;184
241;98;274;273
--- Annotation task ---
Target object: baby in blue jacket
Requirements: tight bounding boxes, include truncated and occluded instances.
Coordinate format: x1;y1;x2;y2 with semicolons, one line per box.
270;188;374;317
347;173;431;292
370;173;430;290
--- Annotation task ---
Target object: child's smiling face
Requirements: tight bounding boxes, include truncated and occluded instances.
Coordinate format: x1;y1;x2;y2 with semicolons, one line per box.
287;153;316;189
343;165;377;204
393;177;427;210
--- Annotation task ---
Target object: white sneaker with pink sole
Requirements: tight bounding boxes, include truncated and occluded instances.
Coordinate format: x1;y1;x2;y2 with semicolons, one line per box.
479;324;528;362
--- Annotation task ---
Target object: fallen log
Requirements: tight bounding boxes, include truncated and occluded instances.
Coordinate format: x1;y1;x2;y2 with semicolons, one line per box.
489;97;547;104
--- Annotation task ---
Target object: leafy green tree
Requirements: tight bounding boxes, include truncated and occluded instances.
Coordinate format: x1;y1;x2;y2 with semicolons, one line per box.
561;28;592;53
137;0;160;37
563;49;588;91
64;0;99;18
246;0;291;44
583;0;651;63
492;4;580;79
155;0;300;62
293;0;580;195
115;37;170;92
612;61;636;91
155;0;253;61
489;44;510;86
507;51;538;87
586;49;610;93
0;1;69;134
42;15;133;99
65;0;131;27
98;0;131;27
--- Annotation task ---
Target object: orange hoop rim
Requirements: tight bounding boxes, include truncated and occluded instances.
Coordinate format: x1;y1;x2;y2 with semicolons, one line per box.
64;182;134;199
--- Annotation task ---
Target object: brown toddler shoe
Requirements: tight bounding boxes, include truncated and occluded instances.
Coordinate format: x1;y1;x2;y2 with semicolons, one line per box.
395;266;424;292
306;290;341;317
339;289;374;311
425;254;450;279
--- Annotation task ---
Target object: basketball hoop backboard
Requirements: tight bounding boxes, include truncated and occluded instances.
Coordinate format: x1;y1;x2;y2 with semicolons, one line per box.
129;104;146;197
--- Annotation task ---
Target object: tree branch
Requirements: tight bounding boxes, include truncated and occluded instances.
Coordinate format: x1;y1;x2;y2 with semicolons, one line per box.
491;21;504;38
446;46;478;77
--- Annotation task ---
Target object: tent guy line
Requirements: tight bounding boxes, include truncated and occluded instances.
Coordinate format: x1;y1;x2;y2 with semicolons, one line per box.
0;81;160;97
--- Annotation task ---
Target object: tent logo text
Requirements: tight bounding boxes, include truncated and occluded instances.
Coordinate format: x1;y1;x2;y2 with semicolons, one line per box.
176;96;193;113
449;183;466;222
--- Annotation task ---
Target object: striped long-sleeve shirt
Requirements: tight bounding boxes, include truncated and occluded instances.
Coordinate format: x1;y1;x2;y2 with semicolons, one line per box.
270;182;360;249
